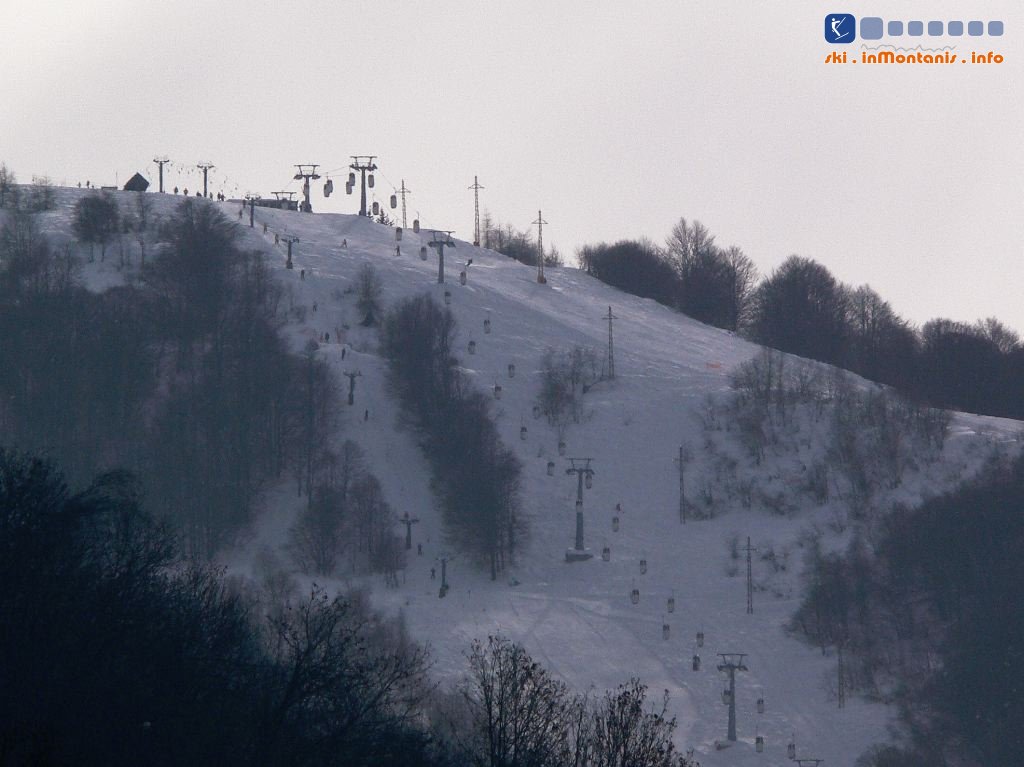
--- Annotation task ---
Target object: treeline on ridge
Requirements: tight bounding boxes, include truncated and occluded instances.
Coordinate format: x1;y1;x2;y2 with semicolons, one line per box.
578;217;1024;420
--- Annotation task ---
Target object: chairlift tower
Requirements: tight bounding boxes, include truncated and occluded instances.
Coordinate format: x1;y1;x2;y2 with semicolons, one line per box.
398;511;420;550
281;235;299;269
349;156;378;217
153;156;170;192
293;164;321;212
197;162;215;198
342;370;362;406
469;176;484;246
436;553;452;597
532;210;548;283
429;230;456;285
397;179;412;229
243;193;260;227
565;458;595;562
716;653;748;742
273;191;297;205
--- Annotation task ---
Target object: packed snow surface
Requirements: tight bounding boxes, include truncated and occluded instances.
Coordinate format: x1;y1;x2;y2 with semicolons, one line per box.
34;188;1022;765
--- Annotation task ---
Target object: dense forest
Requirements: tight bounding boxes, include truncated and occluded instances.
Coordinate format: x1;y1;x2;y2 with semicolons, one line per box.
0;448;695;766
791;454;1024;766
0;187;406;570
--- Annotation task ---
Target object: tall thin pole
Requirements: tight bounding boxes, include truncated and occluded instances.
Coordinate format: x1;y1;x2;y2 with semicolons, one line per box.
565;458;594;561
429;231;455;285
349;156;377;217
293;164;321;213
837;643;846;709
153;156;170;193
717;654;748;743
745;536;757;614
399;511;420;550
675;445;689;524
727;666;738;740
575;471;585;549
468;176;484;246
602;307;618;380
398;179;411;229
532;210;548;283
281;236;299;269
343;370;362;405
197;162;215;198
436;554;451;597
244;193;258;227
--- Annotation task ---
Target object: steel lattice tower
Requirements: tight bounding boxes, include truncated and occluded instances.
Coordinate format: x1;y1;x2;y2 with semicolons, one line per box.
532;210;548;283
469;176;484;246
398;179;412;229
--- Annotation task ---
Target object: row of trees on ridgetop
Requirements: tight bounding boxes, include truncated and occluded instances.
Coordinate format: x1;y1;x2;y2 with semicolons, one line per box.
480;211;563;267
579;219;758;332
578;217;1024;420
1;449;693;766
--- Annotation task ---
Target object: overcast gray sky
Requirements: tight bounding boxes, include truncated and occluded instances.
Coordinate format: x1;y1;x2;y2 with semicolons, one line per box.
3;0;1022;331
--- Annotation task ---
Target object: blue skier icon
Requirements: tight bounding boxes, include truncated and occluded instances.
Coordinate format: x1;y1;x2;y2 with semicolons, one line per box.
825;14;856;43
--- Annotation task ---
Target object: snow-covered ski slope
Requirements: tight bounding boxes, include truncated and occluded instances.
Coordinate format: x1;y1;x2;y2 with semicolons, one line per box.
37;189;1023;765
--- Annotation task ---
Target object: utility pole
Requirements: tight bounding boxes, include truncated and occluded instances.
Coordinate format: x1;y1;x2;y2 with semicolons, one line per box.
716;653;748;742
398;511;420;550
745;536;757;614
153;156;170;192
602;306;618;380
293;164;321;213
349;156;377;217
674;445;691;524
244;193;259;227
281;235;299;269
342;370;362;405
197;162;215;198
565;458;595;562
532;210;548;284
468;176;484;246
429;230;456;285
397;179;412;229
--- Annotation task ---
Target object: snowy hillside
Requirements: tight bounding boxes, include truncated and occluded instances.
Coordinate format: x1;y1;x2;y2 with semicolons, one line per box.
33;188;1022;765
